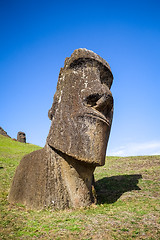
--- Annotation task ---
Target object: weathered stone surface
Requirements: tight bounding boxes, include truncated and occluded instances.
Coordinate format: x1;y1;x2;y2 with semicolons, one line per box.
48;49;113;166
9;48;114;209
17;132;26;143
9;145;95;209
0;127;11;138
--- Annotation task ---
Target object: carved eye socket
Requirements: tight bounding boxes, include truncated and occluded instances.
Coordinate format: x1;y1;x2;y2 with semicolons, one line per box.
84;93;101;107
100;66;113;89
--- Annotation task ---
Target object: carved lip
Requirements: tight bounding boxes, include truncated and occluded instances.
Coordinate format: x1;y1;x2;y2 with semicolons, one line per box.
84;112;110;126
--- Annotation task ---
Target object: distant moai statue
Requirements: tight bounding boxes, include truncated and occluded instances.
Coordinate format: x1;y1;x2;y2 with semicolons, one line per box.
17;132;26;143
9;49;114;209
0;127;11;138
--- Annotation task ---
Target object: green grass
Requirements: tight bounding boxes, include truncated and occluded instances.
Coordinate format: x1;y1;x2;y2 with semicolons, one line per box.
0;134;160;239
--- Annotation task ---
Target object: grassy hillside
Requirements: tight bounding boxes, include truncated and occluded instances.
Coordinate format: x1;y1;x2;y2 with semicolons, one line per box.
0;134;159;239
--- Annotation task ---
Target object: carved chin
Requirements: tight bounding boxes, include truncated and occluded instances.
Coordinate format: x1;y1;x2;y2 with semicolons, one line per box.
47;113;110;166
63;116;110;166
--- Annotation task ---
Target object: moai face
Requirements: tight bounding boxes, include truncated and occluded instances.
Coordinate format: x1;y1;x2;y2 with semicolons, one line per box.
47;49;113;166
17;132;26;143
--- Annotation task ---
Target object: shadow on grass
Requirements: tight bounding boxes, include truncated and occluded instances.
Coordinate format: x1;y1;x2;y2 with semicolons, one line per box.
95;174;142;204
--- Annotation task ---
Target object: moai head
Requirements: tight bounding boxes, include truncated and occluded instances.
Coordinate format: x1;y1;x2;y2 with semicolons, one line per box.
17;131;26;143
47;49;113;166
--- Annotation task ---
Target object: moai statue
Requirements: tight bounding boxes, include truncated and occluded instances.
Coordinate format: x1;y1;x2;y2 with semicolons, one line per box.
0;127;11;138
17;132;26;143
9;49;114;209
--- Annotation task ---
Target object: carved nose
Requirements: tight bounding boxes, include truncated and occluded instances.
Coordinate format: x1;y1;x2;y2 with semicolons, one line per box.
94;93;113;112
84;93;113;112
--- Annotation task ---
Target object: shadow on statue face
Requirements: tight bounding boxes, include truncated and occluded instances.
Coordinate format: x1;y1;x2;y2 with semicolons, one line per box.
47;59;113;166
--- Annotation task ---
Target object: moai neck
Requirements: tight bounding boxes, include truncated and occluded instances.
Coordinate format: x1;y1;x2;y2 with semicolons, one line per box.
45;144;96;209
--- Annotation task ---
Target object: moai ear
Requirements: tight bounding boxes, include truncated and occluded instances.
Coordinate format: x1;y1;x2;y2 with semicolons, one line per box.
48;105;54;120
48;108;53;120
48;95;58;120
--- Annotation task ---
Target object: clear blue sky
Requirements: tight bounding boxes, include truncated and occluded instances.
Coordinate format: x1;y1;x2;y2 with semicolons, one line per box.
1;0;160;156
